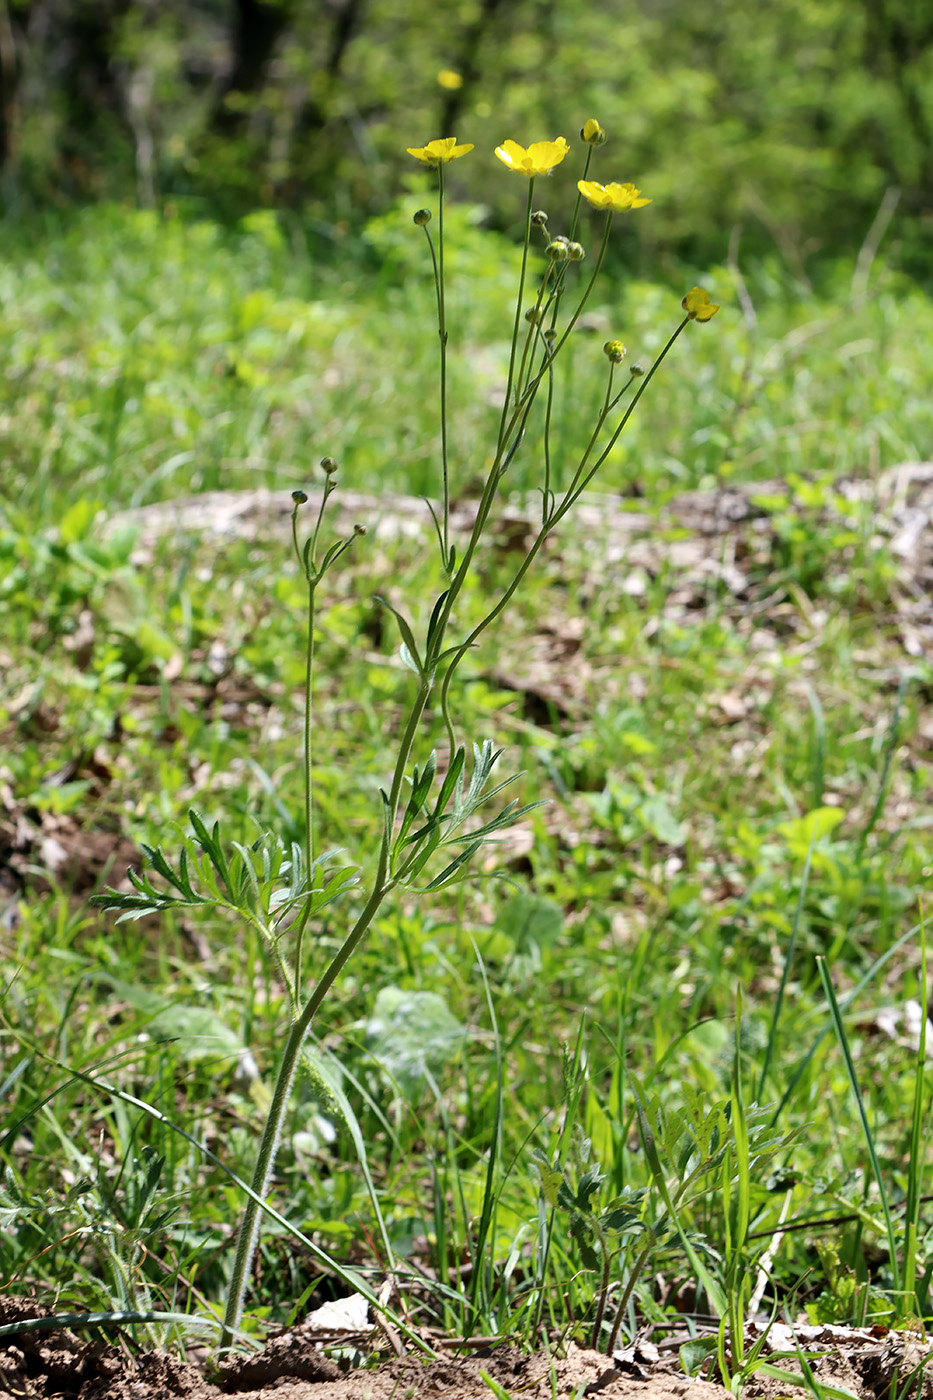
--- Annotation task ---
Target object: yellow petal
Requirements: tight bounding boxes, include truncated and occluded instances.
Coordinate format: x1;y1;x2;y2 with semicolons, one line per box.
681;287;720;321
407;137;474;165
525;138;569;173
581;118;606;146
682;286;709;311
577;179;610;207
496;137;569;175
578;179;651;212
494;139;529;172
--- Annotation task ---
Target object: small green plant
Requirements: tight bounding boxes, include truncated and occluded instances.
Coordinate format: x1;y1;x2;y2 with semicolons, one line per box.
819;938;930;1325
532;997;796;1358
0;1147;181;1350
804;1241;866;1324
88;122;721;1350
532;1136;651;1350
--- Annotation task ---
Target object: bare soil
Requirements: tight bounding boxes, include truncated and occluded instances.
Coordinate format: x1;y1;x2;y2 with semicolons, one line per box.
3;1299;933;1400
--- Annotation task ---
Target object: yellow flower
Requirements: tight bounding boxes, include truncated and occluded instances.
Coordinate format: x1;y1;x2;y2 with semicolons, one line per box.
577;180;651;211
682;287;720;322
494;138;569;176
437;69;463;90
406;137;474;166
581;119;607;146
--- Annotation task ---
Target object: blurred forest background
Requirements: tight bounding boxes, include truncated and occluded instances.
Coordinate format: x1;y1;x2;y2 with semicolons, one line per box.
0;0;930;280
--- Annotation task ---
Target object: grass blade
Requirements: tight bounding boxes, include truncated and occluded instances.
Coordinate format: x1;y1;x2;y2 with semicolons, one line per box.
817;955;900;1296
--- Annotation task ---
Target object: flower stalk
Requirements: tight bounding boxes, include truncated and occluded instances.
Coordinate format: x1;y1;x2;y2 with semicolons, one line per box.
211;127;719;1349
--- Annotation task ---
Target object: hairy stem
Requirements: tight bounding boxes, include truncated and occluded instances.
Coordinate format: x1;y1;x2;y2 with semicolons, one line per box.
220;679;433;1348
589;1219;612;1350
605;1242;653;1353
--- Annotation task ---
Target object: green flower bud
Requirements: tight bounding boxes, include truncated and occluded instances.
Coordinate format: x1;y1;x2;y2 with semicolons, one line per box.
292;489;309;504
567;241;585;261
531;209;549;226
525;305;541;324
353;523;367;536
603;339;626;363
581;119;607;146
413;208;432;226
546;237;570;261
320;456;339;475
631;362;646;377
543;328;557;344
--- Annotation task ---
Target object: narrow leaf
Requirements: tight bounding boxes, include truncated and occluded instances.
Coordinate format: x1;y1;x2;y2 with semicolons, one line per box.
375;596;424;675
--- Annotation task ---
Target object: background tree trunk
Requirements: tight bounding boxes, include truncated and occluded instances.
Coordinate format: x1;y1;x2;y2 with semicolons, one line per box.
212;0;295;136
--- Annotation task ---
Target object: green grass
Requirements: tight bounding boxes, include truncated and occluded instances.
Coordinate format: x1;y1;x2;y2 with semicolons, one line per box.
0;200;930;528
2;198;933;1362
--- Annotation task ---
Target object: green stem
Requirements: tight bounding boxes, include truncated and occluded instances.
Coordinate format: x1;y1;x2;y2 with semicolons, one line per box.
419;218;447;565
554;374;624;507
605;1242;653;1354
550;318;690;521
514;263;554;405
540;212;613;369
497;178;535;451
428;426;522;679
568;146;592;244
438;163;450;565
437;512;555;746
425;192;572;683
308;479;333;565
589;1218;612;1349
220;679;434;1349
485;211;614;474
440;317;687;778
541;351;555;526
438;320;687;746
531;1022;588;1336
295;575;316;991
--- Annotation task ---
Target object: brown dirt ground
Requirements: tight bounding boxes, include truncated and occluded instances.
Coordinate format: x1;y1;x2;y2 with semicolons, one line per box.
3;1299;933;1400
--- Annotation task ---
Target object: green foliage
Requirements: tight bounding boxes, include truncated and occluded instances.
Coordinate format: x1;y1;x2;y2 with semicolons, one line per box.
364;987;465;1101
2;114;933;1365
805;1242;866;1325
4;0;932;273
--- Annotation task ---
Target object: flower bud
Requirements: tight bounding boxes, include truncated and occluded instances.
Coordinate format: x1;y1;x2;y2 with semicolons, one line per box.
630;363;646;377
531;209;549;226
353;523;367;536
543;328;557;344
292;489;309;505
546;237;570;261
320;456;340;475
581;119;607;147
681;286;720;322
413;208;432;226
603;339;626;363
567;241;585;261
525;306;541;324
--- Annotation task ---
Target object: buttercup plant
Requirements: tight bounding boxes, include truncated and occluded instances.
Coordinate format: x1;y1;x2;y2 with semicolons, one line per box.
95;121;720;1352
